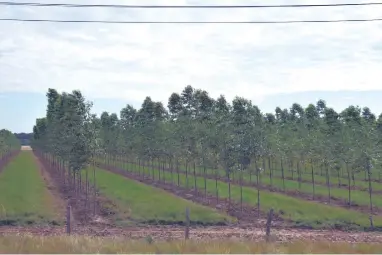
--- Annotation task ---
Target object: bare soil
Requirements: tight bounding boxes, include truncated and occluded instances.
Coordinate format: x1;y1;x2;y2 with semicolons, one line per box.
33;151;119;230
1;225;382;243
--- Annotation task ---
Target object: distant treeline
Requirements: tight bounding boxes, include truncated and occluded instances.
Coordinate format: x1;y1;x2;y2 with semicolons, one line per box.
14;133;33;145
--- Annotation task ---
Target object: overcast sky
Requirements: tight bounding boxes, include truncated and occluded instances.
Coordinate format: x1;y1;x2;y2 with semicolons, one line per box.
1;0;382;133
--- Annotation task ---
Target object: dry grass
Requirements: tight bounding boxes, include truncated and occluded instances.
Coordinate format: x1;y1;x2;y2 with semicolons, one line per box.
0;235;382;253
20;146;32;151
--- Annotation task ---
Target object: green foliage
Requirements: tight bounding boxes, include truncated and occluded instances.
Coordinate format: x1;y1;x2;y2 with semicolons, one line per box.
0;129;20;156
31;85;382;228
31;89;94;172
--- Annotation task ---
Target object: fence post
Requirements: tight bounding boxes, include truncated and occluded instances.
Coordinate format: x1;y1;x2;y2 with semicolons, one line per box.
369;215;374;230
265;208;274;242
66;205;71;235
185;207;190;240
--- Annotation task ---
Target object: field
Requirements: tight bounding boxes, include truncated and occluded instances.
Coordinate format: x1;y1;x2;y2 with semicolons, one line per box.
2;147;382;252
98;157;382;230
82;166;234;225
0;151;63;225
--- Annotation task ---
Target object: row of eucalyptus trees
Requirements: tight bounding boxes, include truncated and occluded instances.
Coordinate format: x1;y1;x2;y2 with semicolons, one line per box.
31;89;99;217
95;85;382;214
31;86;382;216
0;129;20;165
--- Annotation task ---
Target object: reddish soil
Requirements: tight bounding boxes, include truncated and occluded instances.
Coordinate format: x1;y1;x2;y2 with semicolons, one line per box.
114;160;381;215
1;225;382;243
33;151;119;229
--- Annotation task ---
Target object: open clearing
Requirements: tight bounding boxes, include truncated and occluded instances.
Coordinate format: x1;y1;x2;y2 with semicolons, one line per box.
0;151;63;226
99;158;382;230
84;167;235;225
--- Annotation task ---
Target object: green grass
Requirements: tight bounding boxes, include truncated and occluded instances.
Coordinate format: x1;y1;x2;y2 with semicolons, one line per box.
100;158;382;230
271;170;382;192
130;157;382;188
118;158;382;209
0;151;63;225
84;167;235;225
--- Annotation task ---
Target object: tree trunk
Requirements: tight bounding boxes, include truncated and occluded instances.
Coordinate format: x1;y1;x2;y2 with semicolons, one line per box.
367;159;373;214
227;167;231;211
309;160;315;200
151;158;155;180
177;158;180;187
268;156;272;187
291;160;294;180
185;162;189;189
281;158;285;192
255;159;260;218
337;168;341;187
297;160;301;190
170;158;174;185
203;158;207;198
193;161;197;193
158;159;161;182
346;162;351;207
93;159;96;216
215;167;219;204
325;163;331;204
162;160;166;184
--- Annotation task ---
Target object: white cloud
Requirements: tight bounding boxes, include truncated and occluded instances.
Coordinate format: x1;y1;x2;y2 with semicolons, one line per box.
1;0;382;106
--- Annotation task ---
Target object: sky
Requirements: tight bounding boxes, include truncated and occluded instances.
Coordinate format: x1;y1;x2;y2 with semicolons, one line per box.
1;0;382;133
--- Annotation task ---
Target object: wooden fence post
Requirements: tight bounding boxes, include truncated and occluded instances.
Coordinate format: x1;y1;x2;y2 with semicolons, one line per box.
66;205;71;235
369;215;374;230
265;208;274;242
185;207;190;240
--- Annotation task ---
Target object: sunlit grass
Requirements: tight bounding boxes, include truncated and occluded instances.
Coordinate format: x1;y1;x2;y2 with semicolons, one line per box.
82;167;235;225
101;158;382;229
0;151;63;225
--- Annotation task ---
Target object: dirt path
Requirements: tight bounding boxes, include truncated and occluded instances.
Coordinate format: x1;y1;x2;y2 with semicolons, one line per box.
103;160;381;216
33;151;118;229
0;225;382;243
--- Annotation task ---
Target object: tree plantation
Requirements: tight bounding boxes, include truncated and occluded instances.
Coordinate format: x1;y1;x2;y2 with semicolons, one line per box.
22;86;382;230
2;86;382;235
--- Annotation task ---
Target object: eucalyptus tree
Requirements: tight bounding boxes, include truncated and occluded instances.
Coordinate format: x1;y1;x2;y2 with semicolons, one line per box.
193;89;215;196
351;109;381;215
321;107;342;203
231;97;257;210
207;94;231;201
0;129;20;162
33;89;94;196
